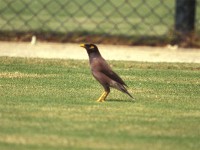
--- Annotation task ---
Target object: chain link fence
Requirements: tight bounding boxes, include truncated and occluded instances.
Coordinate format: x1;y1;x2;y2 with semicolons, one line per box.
0;0;199;46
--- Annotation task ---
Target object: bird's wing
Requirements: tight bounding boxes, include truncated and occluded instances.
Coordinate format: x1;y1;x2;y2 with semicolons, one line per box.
95;58;127;86
102;69;127;86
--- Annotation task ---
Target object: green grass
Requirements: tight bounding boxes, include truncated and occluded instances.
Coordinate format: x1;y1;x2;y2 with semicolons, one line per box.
0;57;200;150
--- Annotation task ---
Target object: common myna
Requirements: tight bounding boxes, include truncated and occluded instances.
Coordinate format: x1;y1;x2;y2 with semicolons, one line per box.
80;43;133;102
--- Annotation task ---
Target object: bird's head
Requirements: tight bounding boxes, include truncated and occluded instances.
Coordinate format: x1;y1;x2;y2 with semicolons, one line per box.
80;43;99;54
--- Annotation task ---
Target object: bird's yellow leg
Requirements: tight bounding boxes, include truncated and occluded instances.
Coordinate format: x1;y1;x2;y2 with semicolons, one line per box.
97;91;109;102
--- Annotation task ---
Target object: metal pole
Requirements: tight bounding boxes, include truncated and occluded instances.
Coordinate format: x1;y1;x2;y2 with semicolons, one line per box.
175;0;196;34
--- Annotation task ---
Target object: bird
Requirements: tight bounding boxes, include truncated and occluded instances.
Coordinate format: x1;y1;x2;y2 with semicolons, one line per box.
80;43;133;102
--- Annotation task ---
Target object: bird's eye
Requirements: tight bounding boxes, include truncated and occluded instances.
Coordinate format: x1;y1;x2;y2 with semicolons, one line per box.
90;45;95;49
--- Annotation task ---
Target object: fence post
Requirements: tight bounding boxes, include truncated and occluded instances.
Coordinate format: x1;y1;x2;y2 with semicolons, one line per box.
175;0;196;33
175;0;196;45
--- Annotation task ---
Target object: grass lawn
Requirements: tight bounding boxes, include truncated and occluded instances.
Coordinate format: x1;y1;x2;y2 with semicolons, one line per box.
0;57;200;150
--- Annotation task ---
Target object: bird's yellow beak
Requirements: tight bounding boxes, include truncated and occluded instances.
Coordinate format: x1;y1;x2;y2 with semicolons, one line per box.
80;44;85;48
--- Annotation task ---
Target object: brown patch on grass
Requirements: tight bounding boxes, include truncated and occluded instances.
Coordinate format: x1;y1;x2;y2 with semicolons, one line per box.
0;72;58;78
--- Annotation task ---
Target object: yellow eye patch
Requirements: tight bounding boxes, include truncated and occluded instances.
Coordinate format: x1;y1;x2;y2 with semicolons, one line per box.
90;45;94;49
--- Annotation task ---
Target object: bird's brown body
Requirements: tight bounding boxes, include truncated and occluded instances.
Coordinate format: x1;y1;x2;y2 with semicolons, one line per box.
80;43;133;102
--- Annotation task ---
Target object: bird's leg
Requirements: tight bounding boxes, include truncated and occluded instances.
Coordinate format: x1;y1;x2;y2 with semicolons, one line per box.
97;91;109;102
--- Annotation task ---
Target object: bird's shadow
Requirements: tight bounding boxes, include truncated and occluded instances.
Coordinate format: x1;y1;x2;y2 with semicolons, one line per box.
107;98;135;103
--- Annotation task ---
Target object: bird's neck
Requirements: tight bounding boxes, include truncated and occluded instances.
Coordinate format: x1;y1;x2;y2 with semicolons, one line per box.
88;52;101;65
87;51;101;59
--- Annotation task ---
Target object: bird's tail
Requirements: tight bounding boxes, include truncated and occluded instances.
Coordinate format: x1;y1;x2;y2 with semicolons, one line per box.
125;90;134;99
114;83;134;99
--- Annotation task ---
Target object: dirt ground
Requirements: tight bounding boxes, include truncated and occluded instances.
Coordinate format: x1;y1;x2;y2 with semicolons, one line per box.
0;41;200;63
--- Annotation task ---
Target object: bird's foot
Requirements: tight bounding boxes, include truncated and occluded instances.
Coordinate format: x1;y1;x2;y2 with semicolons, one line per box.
96;99;104;102
96;91;109;102
96;98;105;102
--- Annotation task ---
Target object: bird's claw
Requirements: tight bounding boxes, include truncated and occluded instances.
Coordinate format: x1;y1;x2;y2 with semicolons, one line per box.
96;98;105;102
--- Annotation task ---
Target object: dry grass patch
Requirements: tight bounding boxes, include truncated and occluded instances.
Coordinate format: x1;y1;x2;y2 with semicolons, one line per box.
0;72;58;78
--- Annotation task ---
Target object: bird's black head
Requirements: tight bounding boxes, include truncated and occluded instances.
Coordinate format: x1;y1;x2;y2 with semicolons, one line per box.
80;43;100;55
